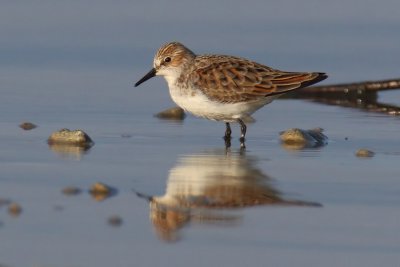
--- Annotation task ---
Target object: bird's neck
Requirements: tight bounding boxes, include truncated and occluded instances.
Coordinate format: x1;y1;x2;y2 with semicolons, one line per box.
164;64;191;88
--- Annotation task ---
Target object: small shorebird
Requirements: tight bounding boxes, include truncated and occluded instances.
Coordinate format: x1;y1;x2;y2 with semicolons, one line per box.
135;42;327;147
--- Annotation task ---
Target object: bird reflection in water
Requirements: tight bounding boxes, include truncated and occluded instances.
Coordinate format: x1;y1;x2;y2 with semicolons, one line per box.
136;149;321;242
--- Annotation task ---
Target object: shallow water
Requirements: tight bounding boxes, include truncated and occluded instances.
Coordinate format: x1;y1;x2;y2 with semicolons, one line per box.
1;95;400;267
2;1;400;266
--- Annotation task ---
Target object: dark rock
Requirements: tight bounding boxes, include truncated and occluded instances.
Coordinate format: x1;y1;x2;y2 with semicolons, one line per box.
19;122;37;130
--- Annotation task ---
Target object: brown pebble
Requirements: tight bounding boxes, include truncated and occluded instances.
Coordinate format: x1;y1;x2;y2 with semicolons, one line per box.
62;186;82;196
155;107;186;120
89;182;115;201
108;215;123;227
47;128;94;147
356;149;375;158
90;182;111;194
8;203;22;217
19;122;37;130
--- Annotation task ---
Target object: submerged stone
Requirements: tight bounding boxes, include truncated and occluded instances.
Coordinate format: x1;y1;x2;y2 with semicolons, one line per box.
155;106;186;120
47;129;94;147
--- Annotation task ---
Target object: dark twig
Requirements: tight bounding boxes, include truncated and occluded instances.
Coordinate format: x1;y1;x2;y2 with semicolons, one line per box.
299;77;400;94
284;77;400;116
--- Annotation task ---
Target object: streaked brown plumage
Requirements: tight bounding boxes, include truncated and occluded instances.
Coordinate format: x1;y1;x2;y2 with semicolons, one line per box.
188;55;326;103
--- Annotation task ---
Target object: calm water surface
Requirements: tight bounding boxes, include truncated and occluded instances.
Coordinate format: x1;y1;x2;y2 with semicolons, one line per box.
1;1;400;266
0;96;399;267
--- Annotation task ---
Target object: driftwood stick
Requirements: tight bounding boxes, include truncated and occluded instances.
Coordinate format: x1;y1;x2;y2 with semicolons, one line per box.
302;77;400;93
283;77;400;115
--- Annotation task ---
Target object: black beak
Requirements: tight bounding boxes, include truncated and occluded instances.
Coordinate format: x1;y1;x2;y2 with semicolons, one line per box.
133;190;154;202
134;68;156;87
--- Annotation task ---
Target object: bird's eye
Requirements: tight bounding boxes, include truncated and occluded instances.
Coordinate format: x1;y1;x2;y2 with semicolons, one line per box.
164;57;171;63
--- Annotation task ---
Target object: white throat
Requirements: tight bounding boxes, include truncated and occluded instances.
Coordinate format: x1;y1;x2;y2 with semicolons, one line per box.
157;67;182;88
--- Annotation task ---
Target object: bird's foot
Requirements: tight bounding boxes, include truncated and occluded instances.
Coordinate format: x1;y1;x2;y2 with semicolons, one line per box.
239;137;246;150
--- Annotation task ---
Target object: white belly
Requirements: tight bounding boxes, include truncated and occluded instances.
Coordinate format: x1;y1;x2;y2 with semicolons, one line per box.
168;84;275;122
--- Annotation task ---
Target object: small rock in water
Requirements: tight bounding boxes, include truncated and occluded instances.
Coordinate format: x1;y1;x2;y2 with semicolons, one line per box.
89;182;116;201
280;127;328;149
62;186;82;196
8;202;22;217
47;129;94;147
90;182;111;194
19;122;37;130
155;106;186;120
107;215;123;227
355;149;375;158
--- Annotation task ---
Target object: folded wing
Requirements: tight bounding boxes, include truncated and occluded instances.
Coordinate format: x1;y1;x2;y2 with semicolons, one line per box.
190;55;327;103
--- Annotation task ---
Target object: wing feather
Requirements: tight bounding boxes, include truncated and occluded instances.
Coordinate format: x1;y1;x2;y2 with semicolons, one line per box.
190;55;327;103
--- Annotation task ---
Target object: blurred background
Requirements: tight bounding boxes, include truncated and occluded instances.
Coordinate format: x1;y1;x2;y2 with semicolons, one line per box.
1;0;399;117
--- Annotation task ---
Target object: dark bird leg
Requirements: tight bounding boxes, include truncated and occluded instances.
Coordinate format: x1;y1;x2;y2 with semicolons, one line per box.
224;122;232;148
224;122;232;139
237;119;247;148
